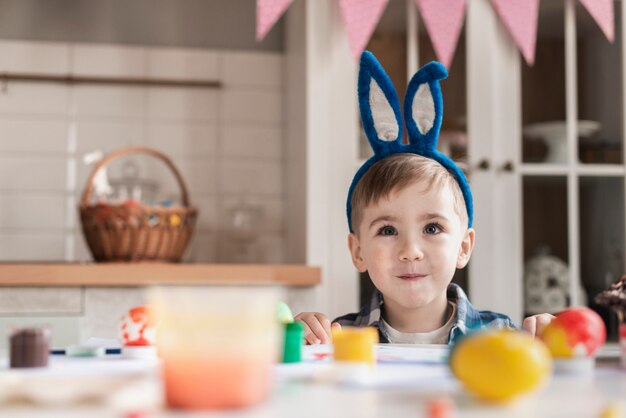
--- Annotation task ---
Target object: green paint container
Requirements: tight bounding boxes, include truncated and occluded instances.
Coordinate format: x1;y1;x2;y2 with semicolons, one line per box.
282;322;304;363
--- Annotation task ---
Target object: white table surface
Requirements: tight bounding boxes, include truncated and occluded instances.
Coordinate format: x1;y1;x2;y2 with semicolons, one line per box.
0;345;625;418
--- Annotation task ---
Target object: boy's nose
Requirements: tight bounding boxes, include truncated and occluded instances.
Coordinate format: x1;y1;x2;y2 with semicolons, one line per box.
398;239;424;261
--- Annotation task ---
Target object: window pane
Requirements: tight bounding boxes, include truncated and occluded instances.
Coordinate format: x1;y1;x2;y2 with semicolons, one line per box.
580;176;624;341
522;0;566;164
577;1;623;164
523;176;569;316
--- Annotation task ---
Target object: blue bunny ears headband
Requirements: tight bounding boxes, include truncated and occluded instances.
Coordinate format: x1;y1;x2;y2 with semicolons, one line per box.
346;51;473;232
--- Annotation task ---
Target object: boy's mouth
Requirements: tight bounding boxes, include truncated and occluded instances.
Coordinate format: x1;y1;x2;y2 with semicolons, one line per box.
397;274;427;280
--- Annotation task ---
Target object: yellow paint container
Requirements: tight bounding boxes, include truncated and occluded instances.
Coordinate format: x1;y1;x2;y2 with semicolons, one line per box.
332;327;378;365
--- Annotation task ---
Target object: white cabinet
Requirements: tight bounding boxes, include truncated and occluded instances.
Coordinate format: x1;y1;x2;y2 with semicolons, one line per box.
516;0;625;340
287;0;626;336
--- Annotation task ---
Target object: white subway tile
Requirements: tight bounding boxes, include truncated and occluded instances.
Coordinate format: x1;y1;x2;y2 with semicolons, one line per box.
75;119;142;153
286;287;319;315
221;89;282;124
0;118;68;153
141;157;216;198
73;230;94;262
147;87;217;121
221;52;283;87
0;287;82;314
0;193;65;229
221;125;282;159
216;233;283;264
192;194;218;232
74;85;145;119
218;160;282;195
218;197;283;234
0;83;69;115
256;234;285;263
0;40;70;75
0;156;65;192
148;48;219;80
184;231;217;263
147;122;217;158
74;162;97;200
81;288;147;341
72;44;147;78
0;231;65;261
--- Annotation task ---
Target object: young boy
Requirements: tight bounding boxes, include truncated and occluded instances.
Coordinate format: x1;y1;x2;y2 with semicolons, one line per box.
295;52;553;345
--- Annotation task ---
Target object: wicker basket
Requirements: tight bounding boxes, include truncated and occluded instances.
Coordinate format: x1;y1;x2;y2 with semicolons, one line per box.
79;146;198;262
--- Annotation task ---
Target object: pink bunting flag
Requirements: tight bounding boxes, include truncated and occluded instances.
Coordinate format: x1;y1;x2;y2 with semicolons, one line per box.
491;0;540;66
579;0;614;42
415;0;466;69
339;0;390;60
256;0;294;41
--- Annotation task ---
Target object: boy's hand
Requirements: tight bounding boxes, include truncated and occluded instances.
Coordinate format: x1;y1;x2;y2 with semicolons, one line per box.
294;312;342;344
522;313;555;337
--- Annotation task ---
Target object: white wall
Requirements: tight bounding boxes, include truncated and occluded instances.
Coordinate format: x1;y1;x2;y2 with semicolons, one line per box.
0;40;286;264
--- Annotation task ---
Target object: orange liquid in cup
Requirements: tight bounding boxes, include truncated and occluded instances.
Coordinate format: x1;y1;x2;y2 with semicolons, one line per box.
162;354;272;409
150;286;281;410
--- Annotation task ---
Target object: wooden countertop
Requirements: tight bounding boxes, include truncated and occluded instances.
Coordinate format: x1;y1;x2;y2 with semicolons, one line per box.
0;263;320;287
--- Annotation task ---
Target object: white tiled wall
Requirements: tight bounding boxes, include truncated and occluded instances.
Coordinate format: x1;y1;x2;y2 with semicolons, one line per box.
0;40;285;263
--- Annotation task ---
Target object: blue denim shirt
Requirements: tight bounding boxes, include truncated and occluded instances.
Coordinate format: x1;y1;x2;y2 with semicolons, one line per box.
333;283;517;345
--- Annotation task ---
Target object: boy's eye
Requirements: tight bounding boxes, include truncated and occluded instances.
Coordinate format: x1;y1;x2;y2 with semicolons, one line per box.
378;225;397;236
424;223;442;235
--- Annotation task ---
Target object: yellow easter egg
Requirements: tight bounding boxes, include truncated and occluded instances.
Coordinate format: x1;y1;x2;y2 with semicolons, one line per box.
169;214;181;226
450;329;552;403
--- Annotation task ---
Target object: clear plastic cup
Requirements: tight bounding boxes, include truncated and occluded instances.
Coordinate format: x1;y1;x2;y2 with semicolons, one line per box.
150;286;281;410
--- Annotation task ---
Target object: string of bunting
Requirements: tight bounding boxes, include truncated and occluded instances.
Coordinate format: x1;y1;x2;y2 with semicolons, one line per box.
257;0;615;68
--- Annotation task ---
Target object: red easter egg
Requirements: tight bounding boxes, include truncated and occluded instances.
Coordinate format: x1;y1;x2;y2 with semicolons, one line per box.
119;306;156;346
541;307;606;357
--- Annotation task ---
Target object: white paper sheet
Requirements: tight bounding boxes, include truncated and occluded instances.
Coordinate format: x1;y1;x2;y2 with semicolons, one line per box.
301;343;449;364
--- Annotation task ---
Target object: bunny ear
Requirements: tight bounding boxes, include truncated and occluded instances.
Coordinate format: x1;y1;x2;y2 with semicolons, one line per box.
358;51;403;155
404;61;448;154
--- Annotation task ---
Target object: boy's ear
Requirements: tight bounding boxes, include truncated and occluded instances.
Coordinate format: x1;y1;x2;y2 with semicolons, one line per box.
456;228;475;269
348;233;367;273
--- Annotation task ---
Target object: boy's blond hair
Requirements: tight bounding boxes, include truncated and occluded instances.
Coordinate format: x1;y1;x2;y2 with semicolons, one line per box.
350;153;468;233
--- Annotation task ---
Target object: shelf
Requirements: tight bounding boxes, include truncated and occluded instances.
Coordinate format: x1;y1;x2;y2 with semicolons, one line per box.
0;263;320;287
0;72;222;89
520;163;625;177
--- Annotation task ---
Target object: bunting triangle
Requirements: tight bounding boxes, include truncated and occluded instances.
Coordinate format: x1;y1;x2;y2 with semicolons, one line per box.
491;0;540;66
415;0;466;69
339;0;390;60
579;0;614;42
257;0;294;41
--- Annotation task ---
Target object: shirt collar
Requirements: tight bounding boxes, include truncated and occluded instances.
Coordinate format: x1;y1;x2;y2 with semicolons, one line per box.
363;283;476;342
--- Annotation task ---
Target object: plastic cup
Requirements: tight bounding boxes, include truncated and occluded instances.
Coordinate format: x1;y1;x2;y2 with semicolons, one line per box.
282;322;304;363
150;286;281;410
9;326;50;368
332;326;378;364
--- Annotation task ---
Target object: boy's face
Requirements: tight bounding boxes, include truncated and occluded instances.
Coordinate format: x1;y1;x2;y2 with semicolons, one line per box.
348;180;475;313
